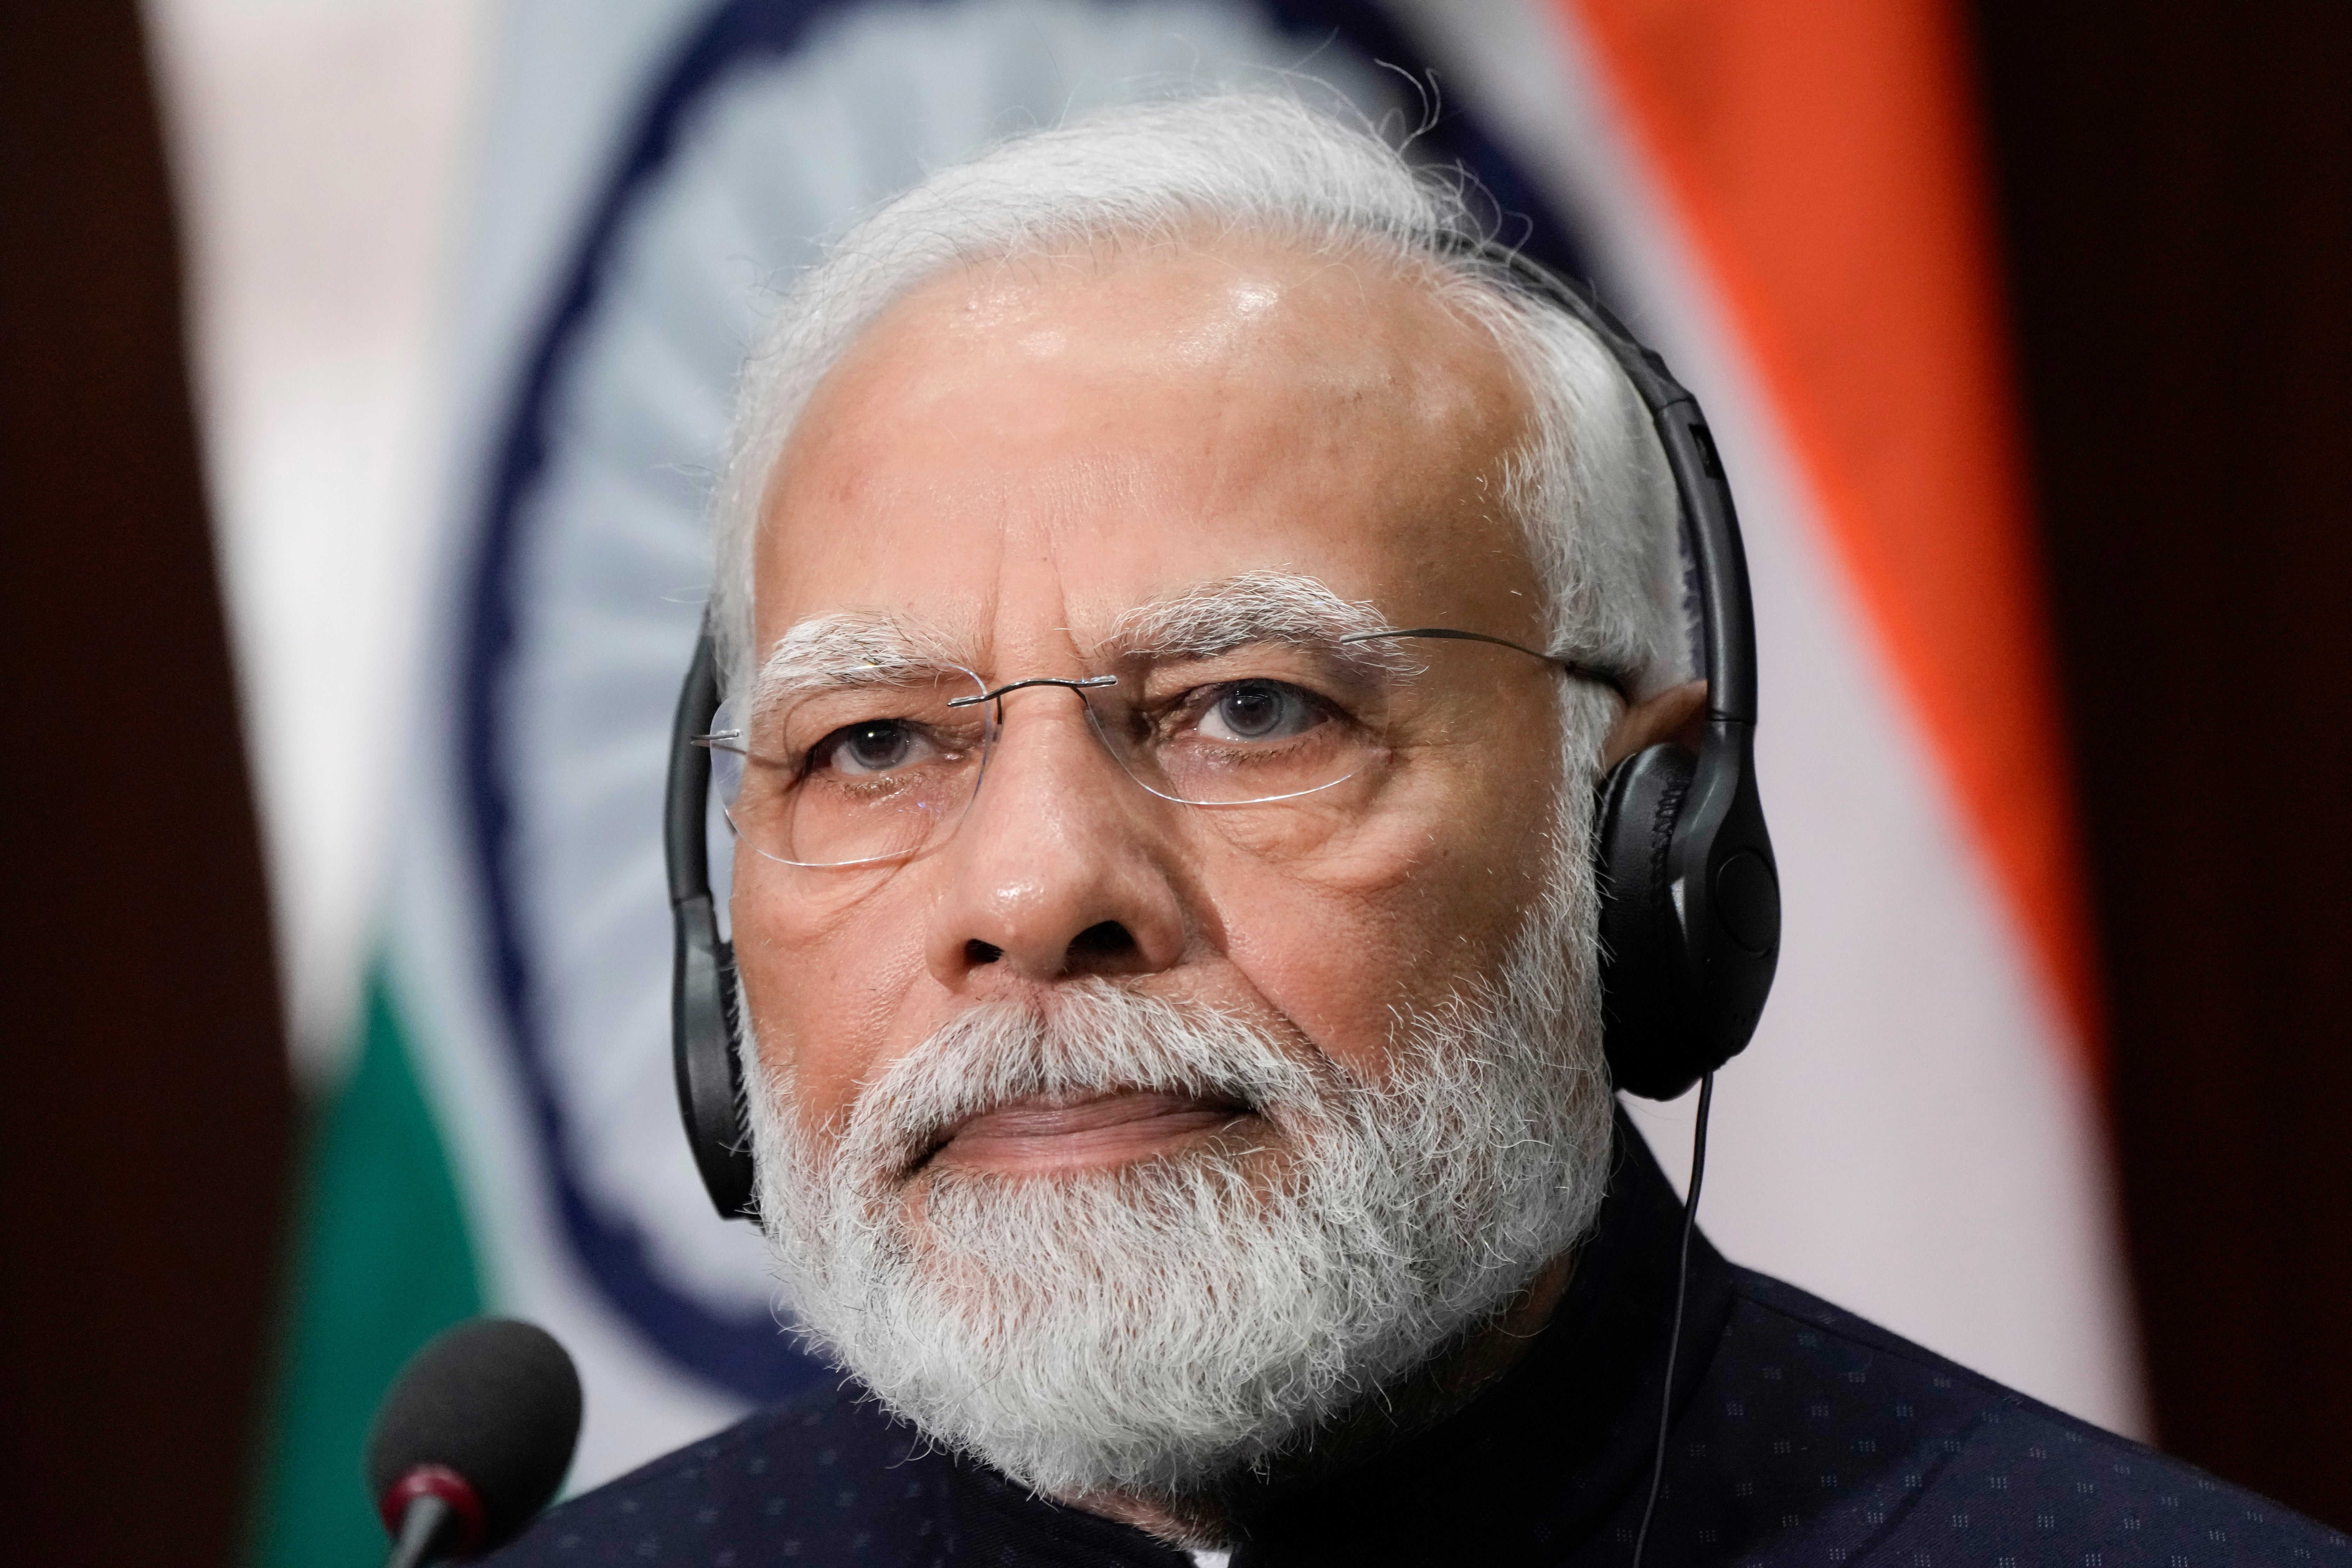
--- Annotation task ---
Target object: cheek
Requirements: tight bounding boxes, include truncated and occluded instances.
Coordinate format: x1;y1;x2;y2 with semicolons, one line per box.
730;857;934;1130
1211;802;1554;1087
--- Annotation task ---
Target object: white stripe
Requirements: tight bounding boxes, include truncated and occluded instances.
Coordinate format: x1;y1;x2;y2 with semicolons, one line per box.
395;0;757;1496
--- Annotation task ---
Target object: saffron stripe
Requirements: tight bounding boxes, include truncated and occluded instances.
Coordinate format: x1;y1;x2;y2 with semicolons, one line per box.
1557;0;2105;1066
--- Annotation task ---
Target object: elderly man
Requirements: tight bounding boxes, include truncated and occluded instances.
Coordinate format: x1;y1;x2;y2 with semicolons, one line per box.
490;96;2335;1566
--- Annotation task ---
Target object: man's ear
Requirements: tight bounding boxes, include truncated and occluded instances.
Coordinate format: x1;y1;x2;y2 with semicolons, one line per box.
1600;679;1708;772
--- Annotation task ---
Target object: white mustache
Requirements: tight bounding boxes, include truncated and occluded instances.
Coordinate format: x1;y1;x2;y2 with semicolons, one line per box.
835;981;1355;1178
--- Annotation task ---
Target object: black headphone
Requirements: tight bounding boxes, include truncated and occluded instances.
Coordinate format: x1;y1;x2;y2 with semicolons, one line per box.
664;247;1779;1221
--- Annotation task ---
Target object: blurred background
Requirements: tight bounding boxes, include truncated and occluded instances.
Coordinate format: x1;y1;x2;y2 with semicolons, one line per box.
3;0;2344;1561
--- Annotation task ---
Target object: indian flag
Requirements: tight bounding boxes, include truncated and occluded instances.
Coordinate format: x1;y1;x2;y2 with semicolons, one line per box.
251;0;2142;1560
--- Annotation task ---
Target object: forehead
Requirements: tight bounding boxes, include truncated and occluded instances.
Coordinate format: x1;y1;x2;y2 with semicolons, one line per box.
753;237;1544;659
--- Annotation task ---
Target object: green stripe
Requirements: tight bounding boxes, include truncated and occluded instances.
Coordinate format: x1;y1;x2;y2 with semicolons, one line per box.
248;966;484;1568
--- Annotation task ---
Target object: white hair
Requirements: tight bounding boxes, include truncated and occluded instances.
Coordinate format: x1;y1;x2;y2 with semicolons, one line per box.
711;90;1688;709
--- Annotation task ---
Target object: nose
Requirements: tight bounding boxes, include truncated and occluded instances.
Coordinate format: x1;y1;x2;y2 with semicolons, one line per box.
923;687;1189;990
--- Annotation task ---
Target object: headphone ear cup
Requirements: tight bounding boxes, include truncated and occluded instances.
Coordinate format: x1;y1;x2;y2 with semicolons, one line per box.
671;895;757;1220
1595;743;1697;1099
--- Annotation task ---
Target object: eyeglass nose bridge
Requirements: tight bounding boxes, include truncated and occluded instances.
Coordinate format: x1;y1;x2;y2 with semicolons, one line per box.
947;673;1120;709
943;672;1160;833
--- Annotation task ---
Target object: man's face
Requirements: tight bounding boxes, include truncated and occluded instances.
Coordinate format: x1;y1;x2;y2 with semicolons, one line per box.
739;239;1569;1162
729;239;1613;1502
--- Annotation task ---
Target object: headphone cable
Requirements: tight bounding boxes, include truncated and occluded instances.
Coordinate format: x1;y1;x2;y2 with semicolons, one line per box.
1629;1071;1714;1568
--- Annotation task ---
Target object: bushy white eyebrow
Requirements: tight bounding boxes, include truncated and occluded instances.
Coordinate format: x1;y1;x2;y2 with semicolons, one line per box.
747;613;969;719
1103;571;1406;667
751;572;1410;717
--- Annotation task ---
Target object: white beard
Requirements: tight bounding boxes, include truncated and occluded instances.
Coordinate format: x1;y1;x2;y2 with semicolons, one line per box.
742;853;1613;1505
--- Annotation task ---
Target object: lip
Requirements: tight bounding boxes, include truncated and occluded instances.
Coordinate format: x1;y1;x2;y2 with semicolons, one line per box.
919;1089;1255;1175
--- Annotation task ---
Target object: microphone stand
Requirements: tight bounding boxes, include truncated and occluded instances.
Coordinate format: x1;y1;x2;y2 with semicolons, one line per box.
384;1493;457;1568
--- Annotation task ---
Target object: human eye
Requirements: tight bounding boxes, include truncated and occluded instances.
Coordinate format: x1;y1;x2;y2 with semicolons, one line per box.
809;717;947;779
1190;679;1333;745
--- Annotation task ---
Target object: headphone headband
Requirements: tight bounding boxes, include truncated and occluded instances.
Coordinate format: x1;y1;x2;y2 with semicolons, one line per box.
1468;243;1757;723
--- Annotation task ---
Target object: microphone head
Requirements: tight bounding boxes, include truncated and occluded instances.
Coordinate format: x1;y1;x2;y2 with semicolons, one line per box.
364;1318;583;1555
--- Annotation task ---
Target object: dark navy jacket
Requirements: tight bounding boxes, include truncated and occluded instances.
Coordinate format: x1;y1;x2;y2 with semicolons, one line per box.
488;1123;2345;1565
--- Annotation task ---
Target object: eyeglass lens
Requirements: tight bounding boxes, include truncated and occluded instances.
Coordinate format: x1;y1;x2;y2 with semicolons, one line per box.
703;634;1545;868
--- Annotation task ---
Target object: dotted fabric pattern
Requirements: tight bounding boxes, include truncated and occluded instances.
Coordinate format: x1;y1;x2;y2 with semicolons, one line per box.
502;1392;966;1566
484;1129;2349;1567
1557;1271;2352;1568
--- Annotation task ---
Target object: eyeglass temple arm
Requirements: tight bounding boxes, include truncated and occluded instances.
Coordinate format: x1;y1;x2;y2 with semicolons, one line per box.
1339;628;1633;704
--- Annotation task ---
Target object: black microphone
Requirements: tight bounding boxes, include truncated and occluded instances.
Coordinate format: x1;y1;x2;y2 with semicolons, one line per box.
364;1317;584;1567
